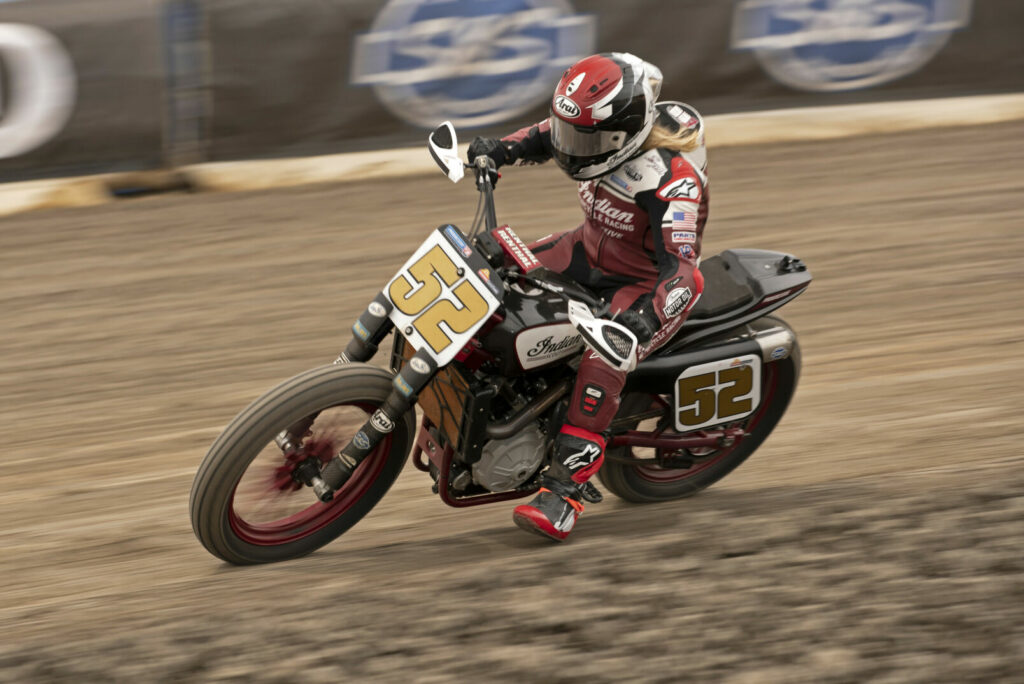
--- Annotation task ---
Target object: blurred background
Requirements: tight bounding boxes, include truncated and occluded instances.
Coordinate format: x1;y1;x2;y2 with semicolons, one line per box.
1;1;1022;682
2;0;1023;180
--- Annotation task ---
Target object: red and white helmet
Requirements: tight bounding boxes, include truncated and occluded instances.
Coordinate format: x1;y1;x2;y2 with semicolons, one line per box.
549;53;661;181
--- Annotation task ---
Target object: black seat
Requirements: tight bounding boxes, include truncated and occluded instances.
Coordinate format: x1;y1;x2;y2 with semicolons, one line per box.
689;255;755;319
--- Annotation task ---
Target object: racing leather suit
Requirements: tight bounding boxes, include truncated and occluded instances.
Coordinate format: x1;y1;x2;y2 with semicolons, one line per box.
502;102;709;444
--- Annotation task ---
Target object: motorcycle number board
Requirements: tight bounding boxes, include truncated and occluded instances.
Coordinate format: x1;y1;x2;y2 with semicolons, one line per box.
385;225;502;366
675;354;762;431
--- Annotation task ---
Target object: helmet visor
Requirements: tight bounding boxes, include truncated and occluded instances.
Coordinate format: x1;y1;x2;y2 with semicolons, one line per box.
549;116;629;158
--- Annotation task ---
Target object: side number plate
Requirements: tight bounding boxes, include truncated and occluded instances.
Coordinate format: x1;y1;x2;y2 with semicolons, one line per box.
674;355;762;431
385;226;501;366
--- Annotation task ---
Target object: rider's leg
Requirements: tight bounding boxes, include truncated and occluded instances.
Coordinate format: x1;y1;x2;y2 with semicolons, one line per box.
513;283;697;541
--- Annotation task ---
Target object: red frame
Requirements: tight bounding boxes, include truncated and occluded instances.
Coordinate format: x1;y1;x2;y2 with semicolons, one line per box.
410;414;748;508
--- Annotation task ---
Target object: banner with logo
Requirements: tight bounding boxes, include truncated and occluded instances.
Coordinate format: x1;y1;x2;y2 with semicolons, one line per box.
205;0;1024;162
0;0;166;181
1;0;1022;179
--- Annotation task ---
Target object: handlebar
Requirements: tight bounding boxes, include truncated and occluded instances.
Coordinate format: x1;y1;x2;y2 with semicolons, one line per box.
503;268;609;317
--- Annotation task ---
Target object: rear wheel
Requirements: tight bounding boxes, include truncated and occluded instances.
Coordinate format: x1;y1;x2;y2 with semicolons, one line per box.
189;364;415;564
599;316;801;503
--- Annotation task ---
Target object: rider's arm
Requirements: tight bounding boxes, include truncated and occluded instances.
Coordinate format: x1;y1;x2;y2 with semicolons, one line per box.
635;157;708;328
500;119;553;165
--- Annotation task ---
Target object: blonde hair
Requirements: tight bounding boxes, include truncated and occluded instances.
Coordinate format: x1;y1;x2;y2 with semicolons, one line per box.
641;123;701;153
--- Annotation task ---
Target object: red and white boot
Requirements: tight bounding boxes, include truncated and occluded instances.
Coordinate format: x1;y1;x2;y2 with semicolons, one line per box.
512;425;605;542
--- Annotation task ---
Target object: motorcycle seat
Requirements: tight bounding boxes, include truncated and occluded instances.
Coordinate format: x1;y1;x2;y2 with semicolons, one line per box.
688;255;755;320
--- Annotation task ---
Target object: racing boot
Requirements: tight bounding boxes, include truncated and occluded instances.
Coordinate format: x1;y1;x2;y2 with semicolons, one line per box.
512;425;605;541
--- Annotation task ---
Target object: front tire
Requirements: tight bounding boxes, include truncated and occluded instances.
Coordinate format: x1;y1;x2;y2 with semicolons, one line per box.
189;364;416;565
599;316;802;503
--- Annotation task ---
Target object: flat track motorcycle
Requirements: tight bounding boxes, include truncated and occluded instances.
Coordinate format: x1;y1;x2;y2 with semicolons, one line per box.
190;123;811;565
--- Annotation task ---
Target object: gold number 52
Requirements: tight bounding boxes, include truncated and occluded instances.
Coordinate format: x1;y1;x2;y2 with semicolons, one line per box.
677;365;754;428
387;245;490;353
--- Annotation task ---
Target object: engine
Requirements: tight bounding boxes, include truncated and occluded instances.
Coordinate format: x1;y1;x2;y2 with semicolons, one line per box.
472;426;547;492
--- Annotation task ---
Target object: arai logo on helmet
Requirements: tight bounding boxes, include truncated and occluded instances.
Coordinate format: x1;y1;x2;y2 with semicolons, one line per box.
731;0;972;92
553;95;581;119
350;0;596;128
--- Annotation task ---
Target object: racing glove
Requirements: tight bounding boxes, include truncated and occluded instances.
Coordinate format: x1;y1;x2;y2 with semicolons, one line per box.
467;137;511;169
614;308;660;346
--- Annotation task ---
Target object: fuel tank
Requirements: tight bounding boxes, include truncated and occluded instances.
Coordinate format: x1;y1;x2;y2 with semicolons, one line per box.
480;283;584;377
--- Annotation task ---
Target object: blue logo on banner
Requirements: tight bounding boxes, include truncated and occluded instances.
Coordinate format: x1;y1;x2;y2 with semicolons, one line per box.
351;0;595;128
732;0;972;92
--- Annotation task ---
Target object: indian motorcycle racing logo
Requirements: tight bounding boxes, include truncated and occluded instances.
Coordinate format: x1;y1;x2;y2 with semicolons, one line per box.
731;0;972;92
350;0;595;128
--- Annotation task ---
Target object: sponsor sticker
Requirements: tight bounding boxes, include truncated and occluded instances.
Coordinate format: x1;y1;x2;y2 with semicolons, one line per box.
494;226;541;271
394;375;414;397
352;431;371;450
370;409;395;433
664;287;693;317
353;320;370;340
671;230;697;244
443;225;473;258
553;94;581;119
679;244;695;259
368;301;387;317
623;164;643;182
609;174;632;192
409;357;431;374
770;346;789;361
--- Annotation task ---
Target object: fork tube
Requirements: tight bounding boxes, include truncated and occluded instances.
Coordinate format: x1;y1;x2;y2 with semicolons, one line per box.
315;347;437;501
336;292;394;364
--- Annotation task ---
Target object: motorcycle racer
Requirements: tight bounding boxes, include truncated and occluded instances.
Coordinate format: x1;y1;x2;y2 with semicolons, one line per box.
467;53;710;541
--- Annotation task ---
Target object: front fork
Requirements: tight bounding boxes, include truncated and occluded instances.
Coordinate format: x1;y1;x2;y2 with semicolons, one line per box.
310;292;436;502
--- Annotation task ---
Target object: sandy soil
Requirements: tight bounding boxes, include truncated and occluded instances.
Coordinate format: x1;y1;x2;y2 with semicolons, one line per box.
1;122;1023;683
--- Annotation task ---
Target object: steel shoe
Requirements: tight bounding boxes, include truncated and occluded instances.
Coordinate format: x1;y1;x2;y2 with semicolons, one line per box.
512;487;584;542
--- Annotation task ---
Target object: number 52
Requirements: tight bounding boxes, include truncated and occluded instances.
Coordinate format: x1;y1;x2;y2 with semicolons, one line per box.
675;355;761;430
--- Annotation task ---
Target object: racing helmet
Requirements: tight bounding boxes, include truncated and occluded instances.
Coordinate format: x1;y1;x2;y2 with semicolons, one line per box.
548;52;661;181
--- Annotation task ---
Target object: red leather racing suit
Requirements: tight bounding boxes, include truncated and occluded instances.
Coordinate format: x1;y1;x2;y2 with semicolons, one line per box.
503;101;709;436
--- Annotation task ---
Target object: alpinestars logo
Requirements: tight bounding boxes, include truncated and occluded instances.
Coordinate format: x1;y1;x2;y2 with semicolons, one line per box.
564;443;601;470
553;507;576;532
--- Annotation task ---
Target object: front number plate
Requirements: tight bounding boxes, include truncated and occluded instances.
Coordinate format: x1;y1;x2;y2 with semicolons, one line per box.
674;354;762;431
385;225;502;366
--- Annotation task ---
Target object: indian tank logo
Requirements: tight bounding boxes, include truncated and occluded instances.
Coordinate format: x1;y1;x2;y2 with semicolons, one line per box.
515;324;584;370
553;95;581;118
350;0;596;128
731;0;973;92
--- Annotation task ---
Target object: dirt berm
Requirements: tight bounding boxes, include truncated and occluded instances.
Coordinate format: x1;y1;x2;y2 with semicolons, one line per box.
1;122;1022;683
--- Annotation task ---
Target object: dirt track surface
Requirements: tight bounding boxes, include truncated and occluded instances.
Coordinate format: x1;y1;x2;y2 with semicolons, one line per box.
2;122;1023;683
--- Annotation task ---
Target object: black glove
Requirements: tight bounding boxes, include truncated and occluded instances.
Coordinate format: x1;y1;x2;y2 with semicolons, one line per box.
614;309;660;346
467;137;509;169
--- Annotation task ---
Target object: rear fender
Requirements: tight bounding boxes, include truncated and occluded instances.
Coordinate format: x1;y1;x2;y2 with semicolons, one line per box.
625;319;797;396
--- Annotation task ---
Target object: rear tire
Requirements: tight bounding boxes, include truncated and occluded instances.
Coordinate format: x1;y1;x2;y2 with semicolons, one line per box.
189;364;415;565
599;316;801;503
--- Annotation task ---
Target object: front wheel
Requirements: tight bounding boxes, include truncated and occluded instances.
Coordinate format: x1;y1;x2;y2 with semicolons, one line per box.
189;364;416;565
599;316;802;503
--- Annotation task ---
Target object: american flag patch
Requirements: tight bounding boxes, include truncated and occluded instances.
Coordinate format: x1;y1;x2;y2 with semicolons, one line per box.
671;211;696;231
